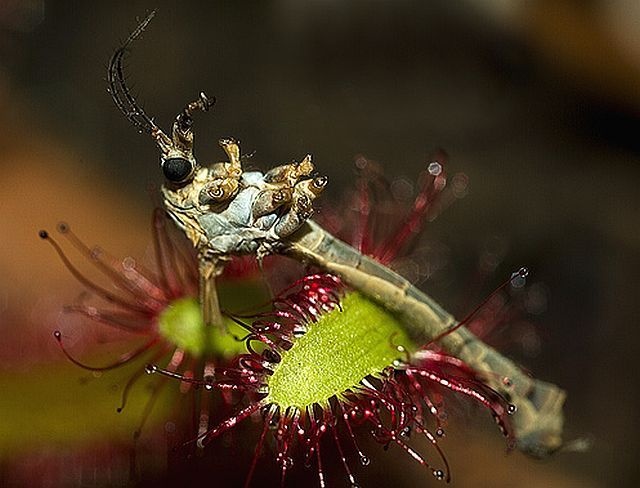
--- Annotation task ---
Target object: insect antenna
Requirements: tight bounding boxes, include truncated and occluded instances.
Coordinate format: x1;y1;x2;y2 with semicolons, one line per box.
108;10;217;162
108;11;172;152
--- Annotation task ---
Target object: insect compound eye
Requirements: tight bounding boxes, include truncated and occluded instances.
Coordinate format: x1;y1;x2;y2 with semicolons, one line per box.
162;157;194;183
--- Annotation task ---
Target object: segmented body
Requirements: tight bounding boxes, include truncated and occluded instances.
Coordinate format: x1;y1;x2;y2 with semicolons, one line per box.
163;170;284;257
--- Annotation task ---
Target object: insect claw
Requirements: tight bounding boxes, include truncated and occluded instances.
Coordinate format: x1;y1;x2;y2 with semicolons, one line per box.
298;154;314;176
252;187;294;219
264;164;295;184
294;177;327;199
273;185;319;238
170;92;218;156
310;175;328;194
197;92;216;111
219;138;242;173
218;137;236;146
263;155;315;188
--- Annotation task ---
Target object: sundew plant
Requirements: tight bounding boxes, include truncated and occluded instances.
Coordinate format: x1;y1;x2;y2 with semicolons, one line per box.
45;10;567;488
40;209;269;444
145;160;526;486
47;160;559;486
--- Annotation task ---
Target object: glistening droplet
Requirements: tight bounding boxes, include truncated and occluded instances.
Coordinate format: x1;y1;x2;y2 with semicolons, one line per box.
510;266;529;288
428;161;442;176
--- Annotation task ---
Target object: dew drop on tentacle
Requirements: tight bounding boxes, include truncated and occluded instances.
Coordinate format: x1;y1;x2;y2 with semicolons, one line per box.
510;266;529;288
145;364;158;375
428;161;443;176
359;455;370;466
432;469;446;481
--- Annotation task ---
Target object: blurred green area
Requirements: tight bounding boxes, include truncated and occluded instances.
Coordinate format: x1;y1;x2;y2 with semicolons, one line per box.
0;278;267;449
0;358;174;455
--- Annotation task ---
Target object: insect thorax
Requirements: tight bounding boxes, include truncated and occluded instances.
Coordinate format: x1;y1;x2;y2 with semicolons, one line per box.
162;159;326;259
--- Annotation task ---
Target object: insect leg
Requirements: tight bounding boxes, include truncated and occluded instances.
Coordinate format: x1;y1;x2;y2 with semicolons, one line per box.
273;177;328;238
171;92;216;156
198;254;224;329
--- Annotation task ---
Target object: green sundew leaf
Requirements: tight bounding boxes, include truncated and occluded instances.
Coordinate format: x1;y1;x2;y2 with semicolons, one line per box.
158;297;206;356
266;292;415;409
158;279;270;358
157;296;246;357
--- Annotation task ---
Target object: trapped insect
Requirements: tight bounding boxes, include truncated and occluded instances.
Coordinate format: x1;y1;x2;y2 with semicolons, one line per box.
109;12;566;458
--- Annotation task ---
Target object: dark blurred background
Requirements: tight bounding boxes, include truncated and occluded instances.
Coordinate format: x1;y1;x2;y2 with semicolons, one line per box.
1;1;639;486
